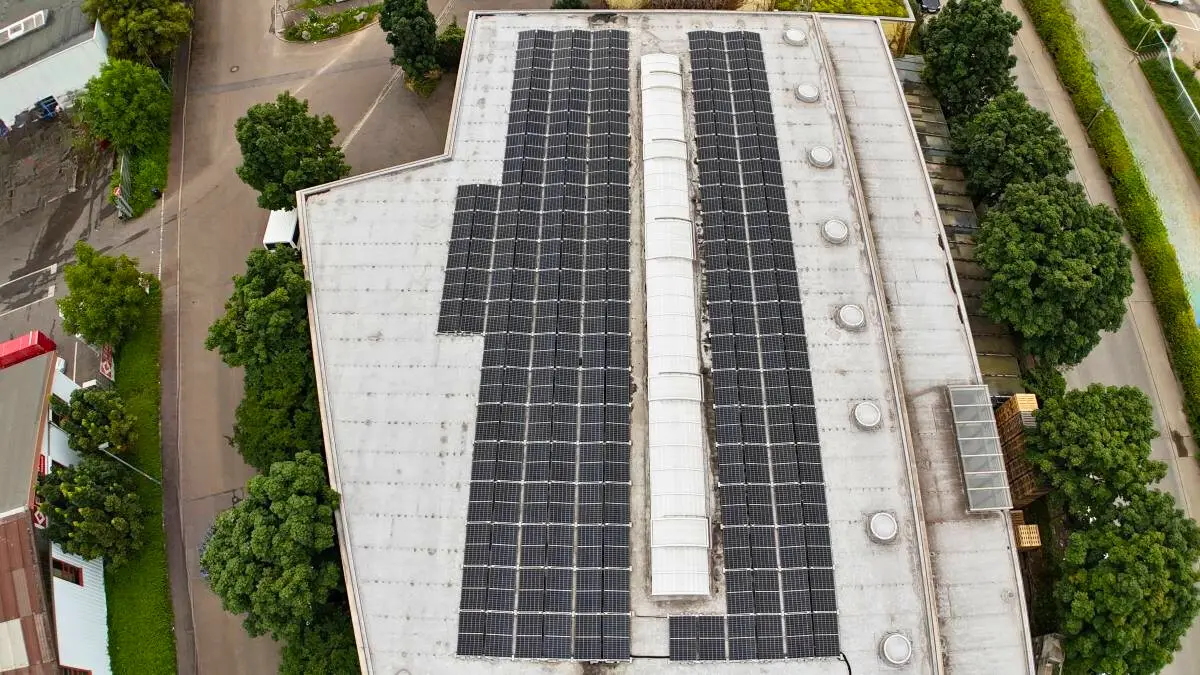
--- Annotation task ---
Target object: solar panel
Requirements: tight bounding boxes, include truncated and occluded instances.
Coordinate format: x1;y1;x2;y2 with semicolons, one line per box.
667;29;838;661
947;385;1013;511
445;28;633;661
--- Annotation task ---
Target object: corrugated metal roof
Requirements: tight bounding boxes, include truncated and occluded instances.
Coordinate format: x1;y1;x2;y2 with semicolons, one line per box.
50;544;112;675
0;353;54;515
0;513;58;673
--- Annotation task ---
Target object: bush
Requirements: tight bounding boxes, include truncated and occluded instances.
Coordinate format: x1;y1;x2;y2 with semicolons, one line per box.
1099;0;1174;53
1141;58;1200;181
1018;0;1200;445
37;457;145;567
806;0;909;17
283;3;382;42
436;18;466;70
1023;363;1066;403
647;0;739;8
552;0;588;6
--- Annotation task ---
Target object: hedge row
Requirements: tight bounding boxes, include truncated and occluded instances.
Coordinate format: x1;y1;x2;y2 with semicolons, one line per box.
1099;0;1176;52
1020;0;1200;441
1140;57;1200;180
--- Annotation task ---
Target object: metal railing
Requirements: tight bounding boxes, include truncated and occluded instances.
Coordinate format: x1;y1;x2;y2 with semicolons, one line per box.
1123;0;1200;134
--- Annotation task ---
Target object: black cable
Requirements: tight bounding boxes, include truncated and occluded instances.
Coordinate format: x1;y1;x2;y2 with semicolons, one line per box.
838;651;853;675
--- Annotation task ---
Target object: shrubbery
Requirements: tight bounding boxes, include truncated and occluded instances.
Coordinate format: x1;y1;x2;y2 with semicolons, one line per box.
437;18;466;71
1099;0;1175;53
1141;58;1200;180
1020;0;1200;442
284;4;382;42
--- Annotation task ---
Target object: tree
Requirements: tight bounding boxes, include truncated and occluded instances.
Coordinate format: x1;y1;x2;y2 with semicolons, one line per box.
951;90;1072;204
436;18;466;71
232;358;325;471
921;0;1021;120
975;177;1132;367
551;0;587;7
83;0;192;62
1056;490;1200;675
199;452;342;640
58;242;157;348
36;457;144;567
1021;363;1066;404
55;387;138;457
206;247;311;370
234;92;350;211
380;0;439;81
1027;385;1164;521
280;604;361;675
74;60;172;154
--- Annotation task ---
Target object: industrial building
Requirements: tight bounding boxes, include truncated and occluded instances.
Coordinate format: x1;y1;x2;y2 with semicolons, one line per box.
297;11;1034;674
0;0;107;131
0;342;112;675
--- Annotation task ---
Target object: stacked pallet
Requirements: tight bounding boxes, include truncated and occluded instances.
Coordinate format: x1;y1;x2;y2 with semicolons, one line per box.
996;394;1047;509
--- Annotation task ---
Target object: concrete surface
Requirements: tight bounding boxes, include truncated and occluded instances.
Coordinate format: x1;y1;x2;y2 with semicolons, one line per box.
157;0;512;671
1003;0;1200;671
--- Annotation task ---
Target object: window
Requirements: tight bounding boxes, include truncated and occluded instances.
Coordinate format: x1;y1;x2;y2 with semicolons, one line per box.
61;667;92;675
51;558;83;586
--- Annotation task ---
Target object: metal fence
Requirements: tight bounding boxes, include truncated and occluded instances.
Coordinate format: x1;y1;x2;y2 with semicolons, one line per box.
1123;0;1200;134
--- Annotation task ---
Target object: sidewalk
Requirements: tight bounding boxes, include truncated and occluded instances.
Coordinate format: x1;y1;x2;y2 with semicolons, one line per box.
1002;0;1200;670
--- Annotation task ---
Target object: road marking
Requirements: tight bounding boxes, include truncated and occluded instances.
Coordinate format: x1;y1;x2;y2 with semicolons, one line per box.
294;29;374;96
0;263;57;291
1167;19;1200;30
342;68;405;151
0;285;56;319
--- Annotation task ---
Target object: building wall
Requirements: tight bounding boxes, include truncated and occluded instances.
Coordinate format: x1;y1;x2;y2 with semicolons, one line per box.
0;21;108;127
49;544;111;675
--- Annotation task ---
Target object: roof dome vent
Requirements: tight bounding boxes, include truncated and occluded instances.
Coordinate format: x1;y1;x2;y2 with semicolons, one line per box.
868;511;898;543
795;83;820;103
853;401;882;430
807;145;834;168
835;303;866;331
821;219;849;244
880;632;913;666
784;29;808;46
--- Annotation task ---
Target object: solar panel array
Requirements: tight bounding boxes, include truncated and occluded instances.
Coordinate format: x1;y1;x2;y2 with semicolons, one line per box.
438;29;634;661
667;30;839;661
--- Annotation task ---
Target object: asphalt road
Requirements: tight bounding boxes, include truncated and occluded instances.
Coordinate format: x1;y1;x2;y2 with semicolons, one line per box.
1004;0;1200;671
159;3;454;673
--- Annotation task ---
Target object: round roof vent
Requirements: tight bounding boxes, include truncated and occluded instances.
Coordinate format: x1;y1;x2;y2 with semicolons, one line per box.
795;83;820;103
853;401;883;430
880;632;913;666
821;219;849;245
835;303;866;331
784;29;808;46
868;511;898;543
808;145;834;168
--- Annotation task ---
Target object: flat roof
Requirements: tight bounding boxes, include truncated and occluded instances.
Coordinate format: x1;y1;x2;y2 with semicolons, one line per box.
299;11;1032;674
0;0;94;78
0;353;53;515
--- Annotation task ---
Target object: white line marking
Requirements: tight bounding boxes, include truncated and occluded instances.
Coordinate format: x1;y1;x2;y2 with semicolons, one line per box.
294;29;373;96
0;262;58;291
72;341;78;381
0;291;56;319
341;68;405;151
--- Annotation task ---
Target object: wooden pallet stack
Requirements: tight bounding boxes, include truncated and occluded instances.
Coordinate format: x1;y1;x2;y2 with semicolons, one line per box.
996;394;1046;509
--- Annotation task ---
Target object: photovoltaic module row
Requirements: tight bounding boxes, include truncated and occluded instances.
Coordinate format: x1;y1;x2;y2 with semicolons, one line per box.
667;30;840;661
439;28;634;661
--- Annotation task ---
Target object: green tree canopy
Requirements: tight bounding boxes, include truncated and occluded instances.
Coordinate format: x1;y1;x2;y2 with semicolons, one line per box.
232;357;324;471
380;0;439;81
58;242;157;348
436;18;467;70
1027;384;1164;521
205;247;311;370
83;0;192;62
975;177;1132;366
75;60;172;154
37;457;144;567
1021;363;1066;404
199;452;342;640
921;0;1021;120
280;604;361;675
1056;490;1200;675
55;387;138;457
951;90;1072;204
234;92;350;211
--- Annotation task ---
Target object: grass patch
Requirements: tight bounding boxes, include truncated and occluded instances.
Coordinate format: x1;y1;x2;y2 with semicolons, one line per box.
1098;0;1175;53
1019;0;1200;448
776;0;909;15
1141;57;1200;180
106;287;177;674
283;4;382;42
109;140;168;219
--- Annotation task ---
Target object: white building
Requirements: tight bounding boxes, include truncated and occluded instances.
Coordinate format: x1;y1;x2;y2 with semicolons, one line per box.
0;352;112;675
298;11;1034;675
0;0;108;131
